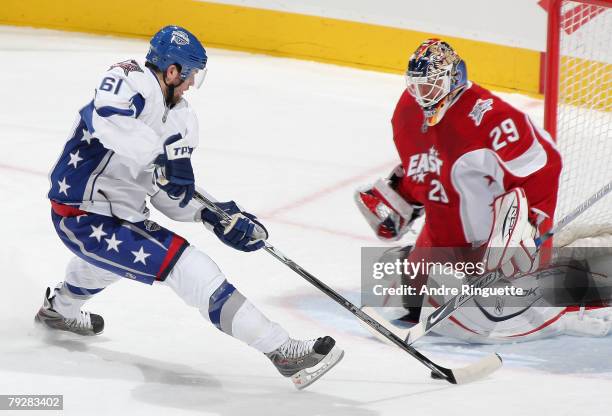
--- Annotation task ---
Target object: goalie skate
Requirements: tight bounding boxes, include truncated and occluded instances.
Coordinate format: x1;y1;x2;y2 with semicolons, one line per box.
34;286;104;336
265;336;344;390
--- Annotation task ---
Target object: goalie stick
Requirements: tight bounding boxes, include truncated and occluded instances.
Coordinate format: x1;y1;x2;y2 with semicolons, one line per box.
193;190;502;385
398;180;612;345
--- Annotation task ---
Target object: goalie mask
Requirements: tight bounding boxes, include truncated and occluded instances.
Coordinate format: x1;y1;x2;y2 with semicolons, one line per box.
405;39;467;126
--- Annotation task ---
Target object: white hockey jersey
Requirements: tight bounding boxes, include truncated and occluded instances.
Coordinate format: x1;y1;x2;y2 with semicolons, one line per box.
48;59;203;222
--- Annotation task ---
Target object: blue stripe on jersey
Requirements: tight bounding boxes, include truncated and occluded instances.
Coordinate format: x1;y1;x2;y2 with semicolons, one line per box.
131;94;145;118
79;100;95;133
96;106;134;117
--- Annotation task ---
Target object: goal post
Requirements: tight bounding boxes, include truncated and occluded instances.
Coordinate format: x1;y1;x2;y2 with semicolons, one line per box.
543;0;612;240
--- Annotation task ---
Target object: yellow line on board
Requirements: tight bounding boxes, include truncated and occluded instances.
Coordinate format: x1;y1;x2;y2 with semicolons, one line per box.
2;0;542;95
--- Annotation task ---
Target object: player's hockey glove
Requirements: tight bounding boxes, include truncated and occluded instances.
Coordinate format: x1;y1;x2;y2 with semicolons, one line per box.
154;133;195;208
483;188;539;277
201;201;269;252
355;165;423;241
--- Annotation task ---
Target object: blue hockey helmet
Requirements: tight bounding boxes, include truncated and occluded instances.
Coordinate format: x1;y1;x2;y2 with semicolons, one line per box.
146;25;208;88
405;39;467;125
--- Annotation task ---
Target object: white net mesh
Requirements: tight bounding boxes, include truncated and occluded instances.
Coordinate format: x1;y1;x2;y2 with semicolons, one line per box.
553;1;612;240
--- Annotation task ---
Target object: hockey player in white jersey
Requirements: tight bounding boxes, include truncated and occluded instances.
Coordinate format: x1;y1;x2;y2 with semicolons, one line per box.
36;25;343;389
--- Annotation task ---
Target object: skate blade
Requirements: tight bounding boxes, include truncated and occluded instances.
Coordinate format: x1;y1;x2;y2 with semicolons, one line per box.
291;346;344;390
34;313;103;337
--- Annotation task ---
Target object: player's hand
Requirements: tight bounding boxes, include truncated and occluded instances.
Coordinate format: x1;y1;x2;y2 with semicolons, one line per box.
201;201;268;252
154;133;195;208
482;188;539;277
355;165;423;241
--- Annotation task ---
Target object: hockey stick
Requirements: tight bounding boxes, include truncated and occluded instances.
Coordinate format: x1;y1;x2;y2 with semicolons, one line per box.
193;190;502;384
402;180;612;345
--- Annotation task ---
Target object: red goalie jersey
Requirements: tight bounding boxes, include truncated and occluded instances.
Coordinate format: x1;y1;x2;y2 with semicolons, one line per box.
392;83;562;247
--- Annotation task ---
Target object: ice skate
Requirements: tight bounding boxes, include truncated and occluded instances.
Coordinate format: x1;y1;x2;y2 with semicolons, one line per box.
34;286;104;336
265;336;343;390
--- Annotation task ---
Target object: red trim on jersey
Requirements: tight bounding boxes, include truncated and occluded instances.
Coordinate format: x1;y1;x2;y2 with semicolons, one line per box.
156;235;188;281
51;201;88;217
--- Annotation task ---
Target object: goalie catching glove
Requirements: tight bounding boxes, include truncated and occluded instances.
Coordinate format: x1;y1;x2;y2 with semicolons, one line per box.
483;188;539;277
355;165;424;241
201;201;268;252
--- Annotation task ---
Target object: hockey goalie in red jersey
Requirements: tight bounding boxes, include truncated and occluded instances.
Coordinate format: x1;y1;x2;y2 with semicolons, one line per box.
357;39;612;343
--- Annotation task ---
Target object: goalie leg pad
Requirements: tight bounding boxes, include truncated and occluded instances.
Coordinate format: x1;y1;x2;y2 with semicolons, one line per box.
483;188;539;277
563;305;612;337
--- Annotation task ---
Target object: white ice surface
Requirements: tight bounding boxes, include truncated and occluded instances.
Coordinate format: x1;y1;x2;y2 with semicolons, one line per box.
0;26;609;416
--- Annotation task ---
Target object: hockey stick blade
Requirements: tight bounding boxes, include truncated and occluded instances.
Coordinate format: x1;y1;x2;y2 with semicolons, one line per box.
193;190;501;384
432;353;503;384
359;306;502;384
